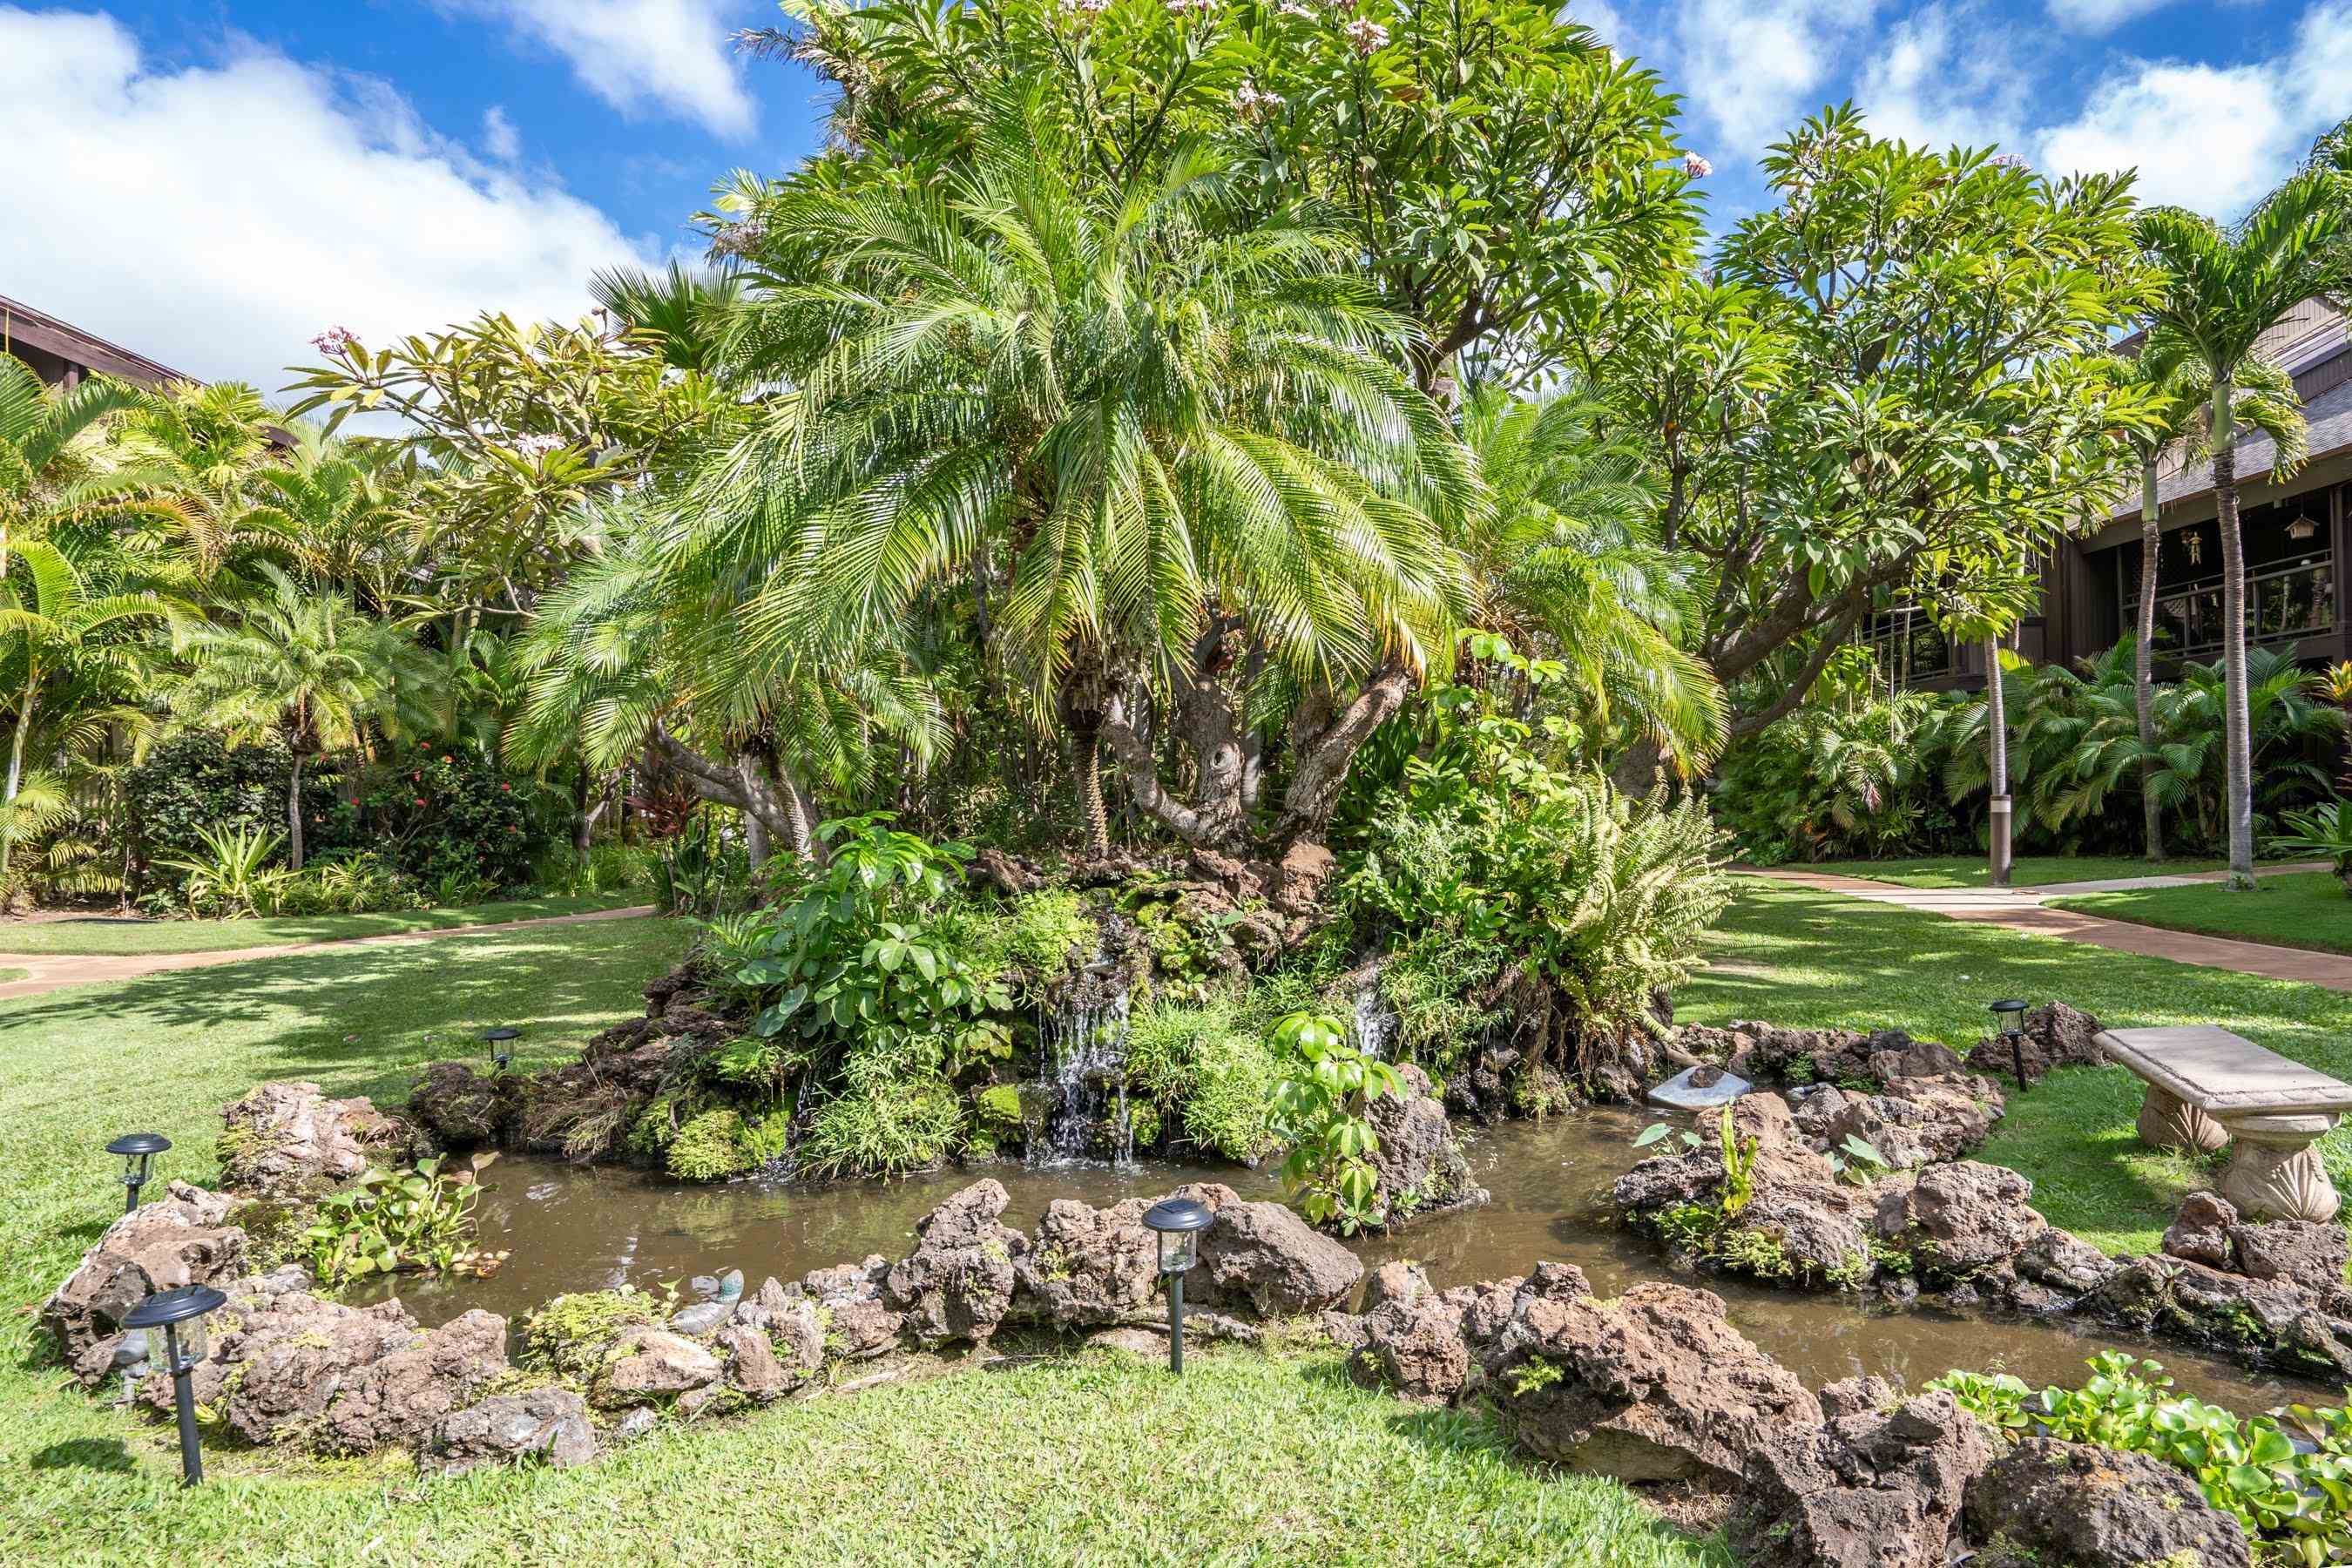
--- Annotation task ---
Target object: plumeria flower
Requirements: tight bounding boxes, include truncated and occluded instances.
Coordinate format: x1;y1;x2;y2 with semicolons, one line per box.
1234;80;1284;123
513;432;565;458
1344;16;1388;54
1278;1;1314;13
1988;152;2028;169
310;326;358;355
1682;152;1713;179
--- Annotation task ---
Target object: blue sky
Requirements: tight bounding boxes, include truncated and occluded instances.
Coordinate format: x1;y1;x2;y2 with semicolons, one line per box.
6;0;2352;393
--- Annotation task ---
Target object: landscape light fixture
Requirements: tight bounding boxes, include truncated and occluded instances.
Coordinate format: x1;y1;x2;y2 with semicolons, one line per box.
1142;1196;1214;1375
1990;998;2031;1093
122;1284;226;1486
105;1133;170;1213
483;1026;521;1073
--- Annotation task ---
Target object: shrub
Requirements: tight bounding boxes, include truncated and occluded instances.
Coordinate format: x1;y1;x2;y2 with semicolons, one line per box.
797;1074;963;1179
666;1109;755;1182
1269;1010;1400;1233
1125;997;1280;1160
127;732;346;881
365;745;550;890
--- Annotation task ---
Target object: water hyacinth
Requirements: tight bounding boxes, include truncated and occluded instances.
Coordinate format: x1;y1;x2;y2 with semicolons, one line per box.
310;326;358;355
1344;15;1388;54
1682;152;1713;179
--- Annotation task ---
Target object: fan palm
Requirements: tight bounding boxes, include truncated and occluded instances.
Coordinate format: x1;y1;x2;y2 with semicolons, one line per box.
2134;170;2349;887
589;261;747;375
1455;387;1725;776
168;563;441;868
680;90;1480;851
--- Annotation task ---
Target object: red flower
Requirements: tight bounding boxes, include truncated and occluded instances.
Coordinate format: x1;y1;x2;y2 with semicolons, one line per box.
414;797;426;807
500;782;510;793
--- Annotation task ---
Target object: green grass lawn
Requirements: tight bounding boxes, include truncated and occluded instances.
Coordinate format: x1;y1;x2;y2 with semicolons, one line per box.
1683;877;2352;1256
0;914;1720;1566
1797;854;2233;889
0;889;652;956
2046;871;2352;956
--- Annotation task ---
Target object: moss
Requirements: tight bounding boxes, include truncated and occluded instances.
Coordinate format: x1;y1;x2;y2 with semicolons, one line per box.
666;1110;756;1182
523;1289;656;1382
1712;1227;1793;1280
973;1084;1024;1137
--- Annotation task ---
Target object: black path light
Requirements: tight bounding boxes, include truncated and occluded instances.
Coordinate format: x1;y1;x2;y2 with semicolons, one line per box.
105;1133;171;1213
1142;1196;1213;1375
122;1284;226;1486
1991;998;2032;1093
483;1026;521;1073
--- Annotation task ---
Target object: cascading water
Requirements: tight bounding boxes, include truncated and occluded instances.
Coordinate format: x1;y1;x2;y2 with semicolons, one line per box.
1351;963;1398;1059
1031;948;1135;1166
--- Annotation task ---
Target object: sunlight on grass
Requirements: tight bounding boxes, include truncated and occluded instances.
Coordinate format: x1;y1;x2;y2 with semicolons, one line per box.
2048;872;2352;957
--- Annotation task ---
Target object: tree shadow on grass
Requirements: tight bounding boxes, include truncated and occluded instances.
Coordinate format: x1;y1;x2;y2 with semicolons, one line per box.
30;1437;135;1473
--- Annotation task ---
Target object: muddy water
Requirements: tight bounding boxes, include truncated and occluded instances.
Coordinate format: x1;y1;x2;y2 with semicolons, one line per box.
373;1110;2316;1412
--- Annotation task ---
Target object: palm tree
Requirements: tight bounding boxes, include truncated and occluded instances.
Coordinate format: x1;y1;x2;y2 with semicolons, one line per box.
0;355;144;564
2094;339;2305;862
588;261;746;375
168;564;439;868
2135;172;2348;887
1455;387;1726;777
686;91;1481;851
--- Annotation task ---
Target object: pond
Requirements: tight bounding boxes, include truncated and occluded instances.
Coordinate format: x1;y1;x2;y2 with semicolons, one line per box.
369;1108;2316;1412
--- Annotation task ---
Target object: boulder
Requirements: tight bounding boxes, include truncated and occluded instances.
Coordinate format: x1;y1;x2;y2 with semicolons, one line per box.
799;1254;904;1359
217;1080;414;1193
1867;1038;1966;1082
422;1385;596;1477
1815;1073;2004;1169
1014;1198;1159;1327
1328;1264;1595;1408
596;1328;723;1407
885;1179;1025;1346
1362;1064;1485;1225
1731;1391;1995;1568
409;1061;506;1146
2023;1001;2107;1078
713;1322;800;1402
1480;1281;1822;1483
1816;1375;1900;1420
1173;1184;1363;1316
1362;1260;1433;1315
41;1181;247;1384
2012;1227;2119;1300
2090;1254;2352;1376
2163;1190;2238;1269
2229;1219;2349;1296
1963;1436;2250;1566
1875;1161;2044;1278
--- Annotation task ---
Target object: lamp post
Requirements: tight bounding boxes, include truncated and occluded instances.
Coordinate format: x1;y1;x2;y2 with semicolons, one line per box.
1991;998;2031;1093
483;1026;520;1074
122;1284;226;1486
1142;1196;1213;1375
105;1133;171;1213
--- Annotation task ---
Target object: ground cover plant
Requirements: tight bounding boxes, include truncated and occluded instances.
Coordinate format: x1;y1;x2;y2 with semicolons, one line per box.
2044;871;2352;956
1680;876;2352;1254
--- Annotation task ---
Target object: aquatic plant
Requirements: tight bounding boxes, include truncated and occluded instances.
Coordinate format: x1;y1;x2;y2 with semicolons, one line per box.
301;1159;490;1286
667;1110;756;1182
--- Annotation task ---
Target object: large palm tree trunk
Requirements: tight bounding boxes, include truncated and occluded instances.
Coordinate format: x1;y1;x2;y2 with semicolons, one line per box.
1985;636;2011;888
2213;384;2257;891
2136;465;2165;862
1074;726;1110;858
287;751;308;871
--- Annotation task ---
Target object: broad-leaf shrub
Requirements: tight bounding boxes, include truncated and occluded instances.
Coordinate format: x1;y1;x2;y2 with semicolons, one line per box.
1270;1010;1402;1232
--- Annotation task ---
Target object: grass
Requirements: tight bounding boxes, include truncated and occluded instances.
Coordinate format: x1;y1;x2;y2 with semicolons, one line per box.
2047;872;2352;957
0;915;1720;1566
0;889;652;956
1683;876;2352;1256
0;967;23;984
1797;854;2233;889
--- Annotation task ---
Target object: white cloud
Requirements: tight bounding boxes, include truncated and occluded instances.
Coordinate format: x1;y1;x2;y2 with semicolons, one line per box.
0;8;653;395
1666;0;1880;154
2044;0;2174;34
1854;3;2031;152
2034;0;2352;215
483;105;522;162
443;0;755;139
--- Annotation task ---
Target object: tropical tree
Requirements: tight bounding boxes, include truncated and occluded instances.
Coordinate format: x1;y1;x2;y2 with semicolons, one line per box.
684;93;1482;856
167;563;440;868
0;355;144;564
2134;166;2348;887
2092;340;2305;861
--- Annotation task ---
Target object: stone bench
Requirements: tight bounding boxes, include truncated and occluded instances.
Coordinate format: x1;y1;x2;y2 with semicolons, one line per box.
2096;1025;2352;1223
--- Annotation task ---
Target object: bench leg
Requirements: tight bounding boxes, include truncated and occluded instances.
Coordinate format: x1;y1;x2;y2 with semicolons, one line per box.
2220;1132;2342;1224
2137;1085;2228;1154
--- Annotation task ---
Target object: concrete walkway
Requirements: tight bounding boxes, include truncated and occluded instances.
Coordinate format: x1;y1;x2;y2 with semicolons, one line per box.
0;904;658;1001
1747;867;2352;991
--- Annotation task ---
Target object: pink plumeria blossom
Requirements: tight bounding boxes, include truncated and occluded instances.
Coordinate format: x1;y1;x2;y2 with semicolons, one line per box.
310;326;358;355
1989;152;2029;169
513;432;565;458
1682;152;1713;179
1234;80;1284;123
1344;16;1388;54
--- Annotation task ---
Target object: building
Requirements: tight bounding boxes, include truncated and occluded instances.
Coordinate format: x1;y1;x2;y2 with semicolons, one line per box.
1869;297;2351;690
0;293;196;391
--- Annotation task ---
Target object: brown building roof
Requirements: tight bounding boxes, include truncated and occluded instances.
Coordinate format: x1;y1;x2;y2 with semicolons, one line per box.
0;294;196;389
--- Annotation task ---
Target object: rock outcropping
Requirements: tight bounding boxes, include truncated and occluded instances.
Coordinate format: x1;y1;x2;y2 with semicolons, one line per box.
217;1080;415;1193
41;1181;248;1384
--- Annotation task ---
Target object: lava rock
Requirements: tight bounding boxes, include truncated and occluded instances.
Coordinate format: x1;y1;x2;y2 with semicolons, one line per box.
218;1080;415;1194
2011;1227;2120;1300
2229;1219;2349;1296
1963;1436;2250;1566
408;1061;505;1146
41;1181;248;1384
713;1323;799;1402
1362;1260;1433;1315
596;1328;724;1407
885;1179;1025;1347
799;1254;903;1359
1172;1183;1363;1316
1014;1197;1158;1327
1815;1073;2005;1170
1874;1161;2045;1278
1363;1064;1486;1225
1732;1391;1994;1568
1815;1375;1900;1420
2163;1190;2239;1269
422;1385;596;1477
1480;1281;1822;1483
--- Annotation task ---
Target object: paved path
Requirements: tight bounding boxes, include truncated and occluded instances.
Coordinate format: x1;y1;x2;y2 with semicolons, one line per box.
0;904;659;1001
1747;867;2352;991
2031;862;2329;896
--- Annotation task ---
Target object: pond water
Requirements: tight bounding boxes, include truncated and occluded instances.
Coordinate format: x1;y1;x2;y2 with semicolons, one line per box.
368;1109;2319;1412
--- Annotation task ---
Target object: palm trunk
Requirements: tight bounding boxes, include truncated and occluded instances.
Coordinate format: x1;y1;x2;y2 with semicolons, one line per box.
2135;463;2166;862
2213;382;2256;891
1985;636;2011;888
1075;727;1110;857
0;672;30;902
287;751;308;871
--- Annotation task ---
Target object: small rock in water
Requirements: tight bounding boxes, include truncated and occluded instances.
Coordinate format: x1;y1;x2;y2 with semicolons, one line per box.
688;1274;720;1301
669;1301;729;1338
1647;1064;1753;1113
714;1268;744;1306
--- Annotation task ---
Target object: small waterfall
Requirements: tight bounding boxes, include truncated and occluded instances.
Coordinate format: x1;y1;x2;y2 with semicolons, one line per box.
1031;949;1134;1166
1352;964;1398;1059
